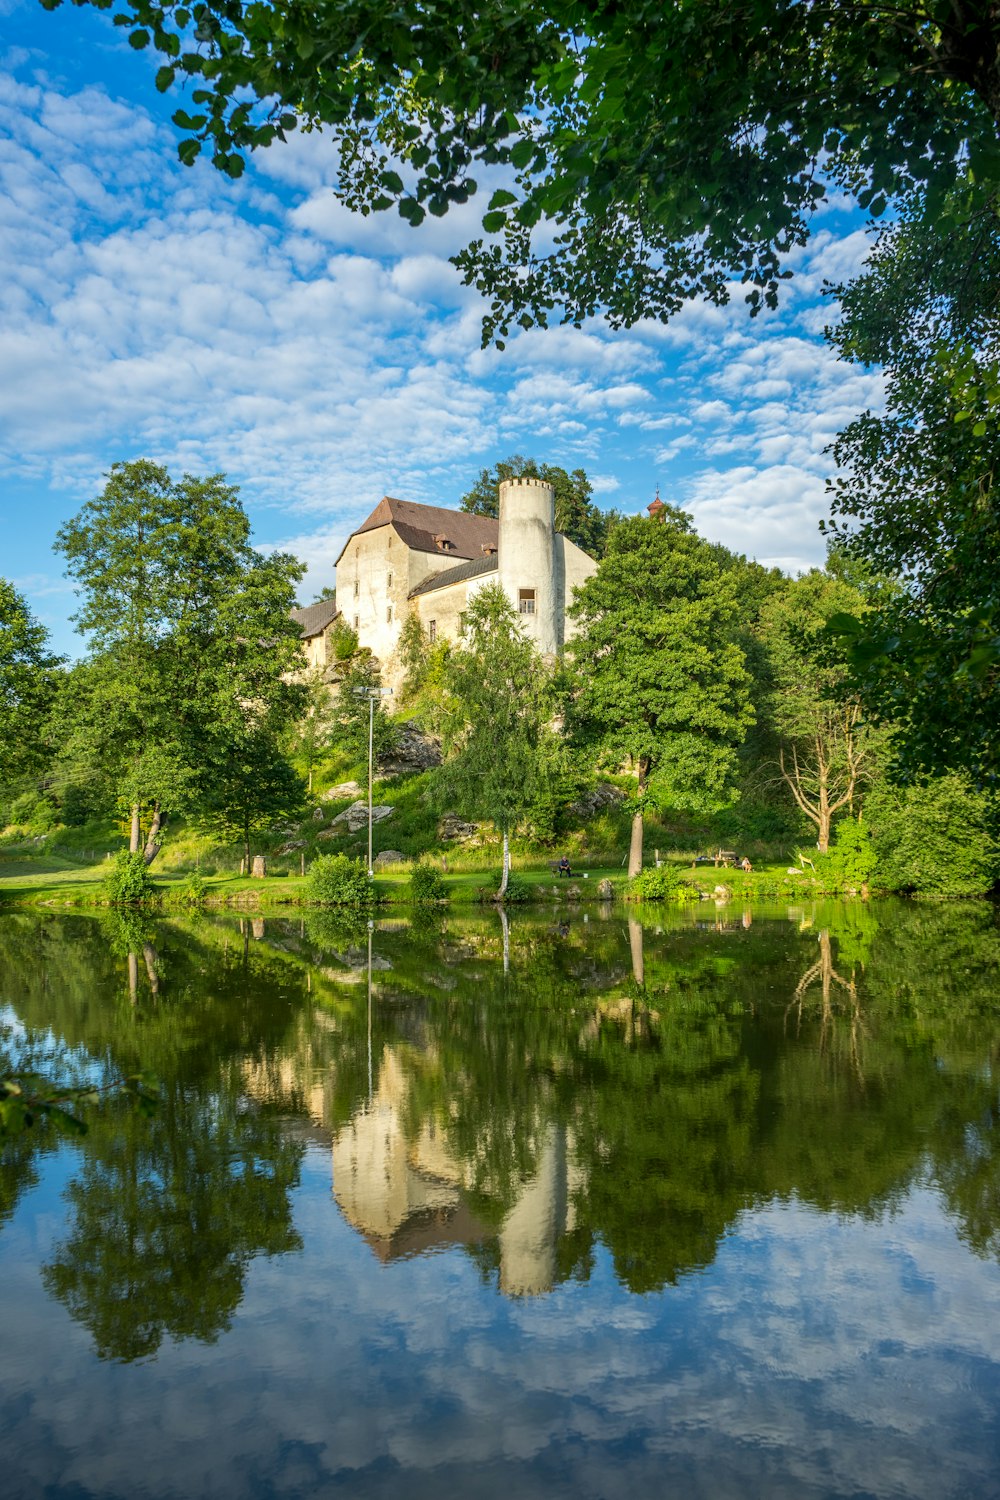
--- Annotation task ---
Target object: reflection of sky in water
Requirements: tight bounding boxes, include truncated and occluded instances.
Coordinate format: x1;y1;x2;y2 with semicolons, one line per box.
4;1147;1000;1500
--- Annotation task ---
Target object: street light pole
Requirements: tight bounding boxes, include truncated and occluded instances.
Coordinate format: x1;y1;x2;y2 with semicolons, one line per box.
353;684;392;877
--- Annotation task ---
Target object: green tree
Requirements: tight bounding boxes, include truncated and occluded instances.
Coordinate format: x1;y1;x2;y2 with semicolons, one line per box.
290;668;338;793
334;650;397;764
866;771;999;896
437;582;555;898
194;725;305;871
757;571;877;853
0;578;61;785
460;455;615;557
54;460;306;861
44;2;1000;338
567;508;753;877
825;188;1000;783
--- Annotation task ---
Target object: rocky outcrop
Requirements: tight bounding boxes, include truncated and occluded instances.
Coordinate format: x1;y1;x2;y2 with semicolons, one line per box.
321;780;364;802
374;849;406;867
379;721;441;776
566;782;625;819
329;801;395;834
438;813;479;842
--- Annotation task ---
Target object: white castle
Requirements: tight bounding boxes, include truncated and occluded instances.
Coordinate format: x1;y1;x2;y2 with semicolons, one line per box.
292;476;597;681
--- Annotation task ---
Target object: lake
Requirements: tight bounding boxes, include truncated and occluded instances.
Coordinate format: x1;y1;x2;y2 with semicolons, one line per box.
2;899;1000;1499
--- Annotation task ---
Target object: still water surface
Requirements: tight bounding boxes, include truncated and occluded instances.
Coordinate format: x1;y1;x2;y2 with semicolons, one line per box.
2;900;1000;1499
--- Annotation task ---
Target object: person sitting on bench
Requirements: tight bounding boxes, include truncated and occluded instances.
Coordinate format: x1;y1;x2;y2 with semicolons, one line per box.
739;856;752;872
557;855;572;877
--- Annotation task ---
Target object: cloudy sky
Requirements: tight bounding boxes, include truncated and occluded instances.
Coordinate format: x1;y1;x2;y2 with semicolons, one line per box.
1;1;884;655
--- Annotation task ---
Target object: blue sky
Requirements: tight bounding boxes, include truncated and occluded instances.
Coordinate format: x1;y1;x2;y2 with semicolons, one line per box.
1;0;885;657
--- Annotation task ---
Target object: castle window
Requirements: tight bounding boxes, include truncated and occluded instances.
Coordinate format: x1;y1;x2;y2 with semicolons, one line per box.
386;605;393;624
353;579;359;598
353;615;359;632
429;620;437;643
387;572;393;589
518;589;536;615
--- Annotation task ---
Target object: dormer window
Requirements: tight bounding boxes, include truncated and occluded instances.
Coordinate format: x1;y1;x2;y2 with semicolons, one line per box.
481;543;497;556
434;533;455;552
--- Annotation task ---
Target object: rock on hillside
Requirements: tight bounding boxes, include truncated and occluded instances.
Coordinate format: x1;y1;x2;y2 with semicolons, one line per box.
379;722;441;776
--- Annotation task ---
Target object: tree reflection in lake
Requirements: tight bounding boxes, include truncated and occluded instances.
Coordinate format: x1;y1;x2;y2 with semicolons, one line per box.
2;899;1000;1340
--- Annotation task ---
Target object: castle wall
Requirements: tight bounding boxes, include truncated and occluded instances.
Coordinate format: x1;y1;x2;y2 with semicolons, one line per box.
559;534;598;640
337;527;458;668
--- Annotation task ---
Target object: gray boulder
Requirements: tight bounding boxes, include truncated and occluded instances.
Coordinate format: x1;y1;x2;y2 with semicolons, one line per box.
438;813;479;842
379;721;441;775
374;849;406;867
330;801;395;835
321;780;363;802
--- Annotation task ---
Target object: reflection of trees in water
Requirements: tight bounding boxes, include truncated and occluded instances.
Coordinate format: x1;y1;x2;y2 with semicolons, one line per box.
788;928;867;1085
42;1080;303;1362
1;912;309;1359
4;900;1000;1326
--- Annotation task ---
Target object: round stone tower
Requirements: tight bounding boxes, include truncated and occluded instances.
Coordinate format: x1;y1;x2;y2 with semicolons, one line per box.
498;476;560;655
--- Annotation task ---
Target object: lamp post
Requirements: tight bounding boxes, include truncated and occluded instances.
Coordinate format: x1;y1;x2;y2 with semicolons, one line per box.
352;685;393;877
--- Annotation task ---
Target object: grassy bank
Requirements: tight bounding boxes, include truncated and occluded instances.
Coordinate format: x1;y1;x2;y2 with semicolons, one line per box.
0;849;875;911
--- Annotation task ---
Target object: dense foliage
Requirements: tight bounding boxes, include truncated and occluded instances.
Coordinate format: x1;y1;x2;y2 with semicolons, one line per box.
53;460;306;864
307;853;378;909
42;2;1000;341
567;507;754;876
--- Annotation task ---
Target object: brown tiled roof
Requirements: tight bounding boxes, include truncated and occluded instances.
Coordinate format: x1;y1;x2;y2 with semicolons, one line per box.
336;496;499;565
409;553;499;598
291;597;340;639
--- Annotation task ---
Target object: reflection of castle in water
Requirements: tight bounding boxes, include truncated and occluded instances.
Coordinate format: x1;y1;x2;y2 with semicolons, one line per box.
332;1047;583;1297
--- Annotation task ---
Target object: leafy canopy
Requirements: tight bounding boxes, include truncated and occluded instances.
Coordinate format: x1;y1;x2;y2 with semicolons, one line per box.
38;2;1000;341
53;459;306;841
567;507;754;816
824;188;1000;783
0;578;61;784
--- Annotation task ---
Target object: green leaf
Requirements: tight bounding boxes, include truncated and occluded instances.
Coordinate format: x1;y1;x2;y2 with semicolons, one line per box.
398;197;425;226
177;138;202;167
510;139;535;170
128;28;150;49
488;188;517;210
380;169;404;195
482;210;507;233
155;66;175;94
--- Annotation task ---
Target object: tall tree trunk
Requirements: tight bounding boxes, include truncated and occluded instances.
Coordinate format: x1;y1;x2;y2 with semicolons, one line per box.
142;943;160;995
817;783;831;855
142;803;164;866
129;803;141;855
628;915;645;987
497;829;510;901
244;814;251;877
499;905;510;975
127;951;138;1005
627;759;648;879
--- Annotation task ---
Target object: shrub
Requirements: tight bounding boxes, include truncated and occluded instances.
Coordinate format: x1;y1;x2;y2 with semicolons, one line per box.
171;873;207;907
819;819;877;890
307;853;379;908
628;863;683;901
867;774;999;897
8;790;57;834
479;870;532;903
409;864;448;905
103;850;155;905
